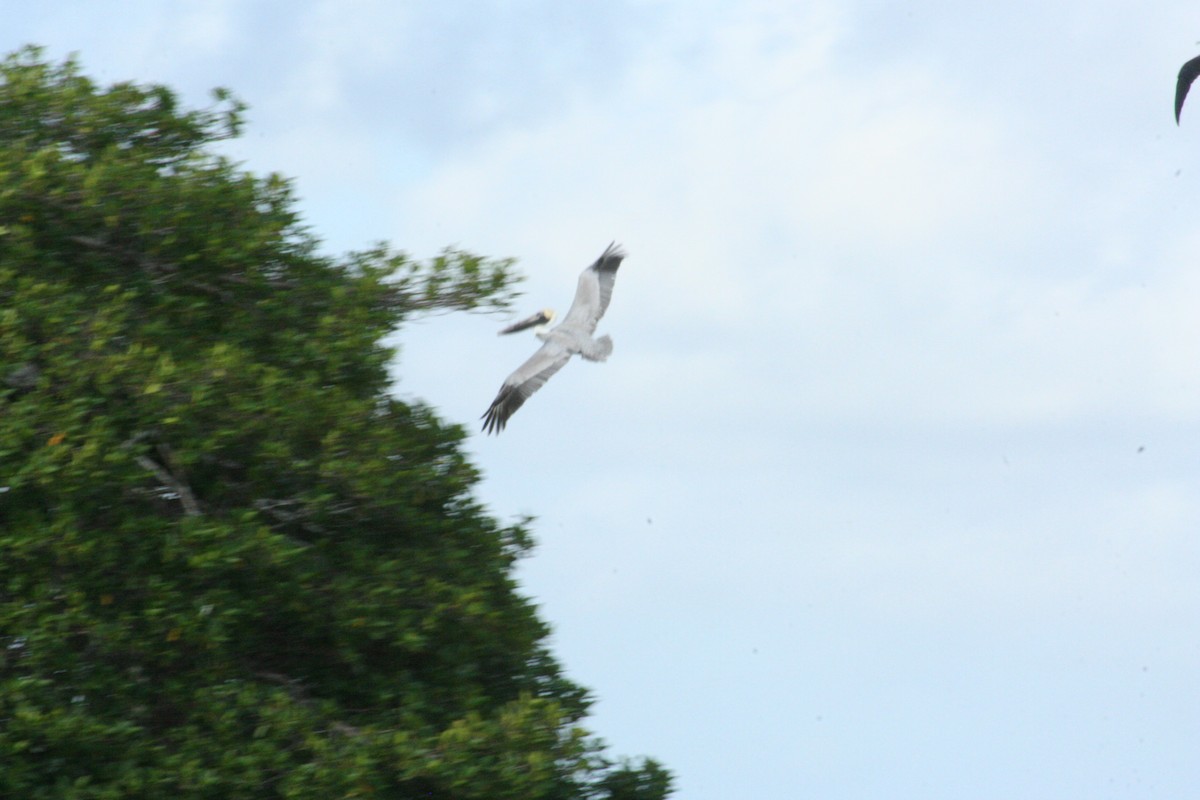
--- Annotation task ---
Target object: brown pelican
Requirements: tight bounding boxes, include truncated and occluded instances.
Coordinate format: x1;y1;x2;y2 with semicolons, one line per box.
481;243;626;434
1176;53;1200;123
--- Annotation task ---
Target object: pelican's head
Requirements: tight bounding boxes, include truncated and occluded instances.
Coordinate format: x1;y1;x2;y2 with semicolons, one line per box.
498;308;555;335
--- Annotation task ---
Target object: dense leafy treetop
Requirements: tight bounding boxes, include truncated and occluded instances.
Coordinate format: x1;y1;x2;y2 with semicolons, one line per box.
0;47;671;800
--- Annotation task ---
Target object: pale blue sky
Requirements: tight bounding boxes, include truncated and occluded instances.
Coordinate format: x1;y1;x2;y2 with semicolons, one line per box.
8;3;1200;797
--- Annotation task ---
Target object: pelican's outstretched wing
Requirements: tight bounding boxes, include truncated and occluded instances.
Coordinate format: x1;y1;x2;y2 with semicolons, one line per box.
481;342;573;434
1176;54;1200;123
559;243;626;334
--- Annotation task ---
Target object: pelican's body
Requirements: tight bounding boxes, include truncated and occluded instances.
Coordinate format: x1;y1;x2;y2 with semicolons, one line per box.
482;243;625;434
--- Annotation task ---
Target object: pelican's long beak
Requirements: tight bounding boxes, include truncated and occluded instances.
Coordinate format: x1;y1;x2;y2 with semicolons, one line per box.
498;309;552;335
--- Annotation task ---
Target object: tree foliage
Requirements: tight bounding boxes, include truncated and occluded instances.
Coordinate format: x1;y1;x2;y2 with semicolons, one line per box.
0;47;672;800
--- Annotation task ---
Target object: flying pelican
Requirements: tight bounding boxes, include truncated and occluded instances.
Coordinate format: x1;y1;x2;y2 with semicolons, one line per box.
481;243;626;434
1176;53;1200;123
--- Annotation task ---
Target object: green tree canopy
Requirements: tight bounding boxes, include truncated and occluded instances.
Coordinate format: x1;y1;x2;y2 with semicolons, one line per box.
0;46;671;800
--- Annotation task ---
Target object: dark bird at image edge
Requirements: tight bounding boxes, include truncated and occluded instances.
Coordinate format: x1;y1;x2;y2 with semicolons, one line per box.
1175;53;1200;123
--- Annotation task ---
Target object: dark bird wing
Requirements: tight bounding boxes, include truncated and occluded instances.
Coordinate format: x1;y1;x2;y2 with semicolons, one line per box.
1176;54;1200;124
481;341;573;434
559;242;626;334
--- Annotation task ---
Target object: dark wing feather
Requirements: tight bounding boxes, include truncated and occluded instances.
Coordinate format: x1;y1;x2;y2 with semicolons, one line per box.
1176;54;1200;124
559;243;625;334
481;342;573;434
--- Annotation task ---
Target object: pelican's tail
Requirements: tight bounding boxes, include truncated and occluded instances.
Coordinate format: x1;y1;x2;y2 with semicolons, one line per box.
581;335;613;362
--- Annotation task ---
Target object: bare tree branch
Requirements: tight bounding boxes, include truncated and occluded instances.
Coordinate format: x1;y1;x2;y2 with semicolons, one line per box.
134;454;200;516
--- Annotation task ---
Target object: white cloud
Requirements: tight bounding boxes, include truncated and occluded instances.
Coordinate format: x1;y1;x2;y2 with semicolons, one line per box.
394;1;1200;438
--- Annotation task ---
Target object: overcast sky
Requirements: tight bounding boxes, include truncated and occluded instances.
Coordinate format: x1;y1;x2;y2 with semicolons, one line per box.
8;3;1200;798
